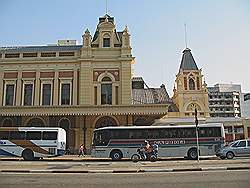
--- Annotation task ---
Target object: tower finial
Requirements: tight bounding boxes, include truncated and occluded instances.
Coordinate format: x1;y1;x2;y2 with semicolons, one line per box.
184;23;188;49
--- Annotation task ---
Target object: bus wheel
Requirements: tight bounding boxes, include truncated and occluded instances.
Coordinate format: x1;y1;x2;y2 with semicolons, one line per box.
22;149;34;161
110;150;123;161
187;148;198;160
226;151;234;159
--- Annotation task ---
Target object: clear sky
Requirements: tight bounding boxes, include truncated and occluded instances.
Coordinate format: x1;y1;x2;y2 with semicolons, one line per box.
1;0;250;94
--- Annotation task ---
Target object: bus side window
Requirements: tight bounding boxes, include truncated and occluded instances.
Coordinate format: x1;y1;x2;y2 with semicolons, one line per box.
26;131;42;140
134;130;143;139
10;131;25;140
42;132;57;140
199;128;206;137
0;131;9;140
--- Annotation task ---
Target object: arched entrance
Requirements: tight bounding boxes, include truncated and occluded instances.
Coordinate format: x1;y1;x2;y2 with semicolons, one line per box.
26;117;45;127
58;118;74;154
95;116;118;128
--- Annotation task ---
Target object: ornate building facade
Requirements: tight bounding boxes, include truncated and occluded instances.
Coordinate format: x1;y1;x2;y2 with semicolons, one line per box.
0;14;169;153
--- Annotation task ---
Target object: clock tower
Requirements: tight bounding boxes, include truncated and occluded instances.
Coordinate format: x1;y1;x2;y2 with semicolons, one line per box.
172;48;210;118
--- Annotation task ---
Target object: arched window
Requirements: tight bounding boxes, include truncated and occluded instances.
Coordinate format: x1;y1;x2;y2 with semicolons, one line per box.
26;118;45;127
189;78;195;90
101;76;112;105
59;118;70;130
95;116;117;128
2;118;13;127
103;38;110;47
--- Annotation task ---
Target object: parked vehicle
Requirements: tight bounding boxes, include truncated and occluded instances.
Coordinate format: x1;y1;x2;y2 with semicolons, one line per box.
216;139;250;159
91;123;225;160
0;127;66;160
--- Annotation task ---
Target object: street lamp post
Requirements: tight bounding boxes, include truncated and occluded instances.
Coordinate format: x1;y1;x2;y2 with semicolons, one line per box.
195;108;200;162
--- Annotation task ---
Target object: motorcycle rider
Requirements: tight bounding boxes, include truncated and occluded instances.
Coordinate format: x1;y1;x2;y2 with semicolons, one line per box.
144;140;153;159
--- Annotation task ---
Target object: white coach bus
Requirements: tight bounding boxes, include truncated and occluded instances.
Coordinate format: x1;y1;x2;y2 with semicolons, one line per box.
91;123;225;160
0;127;66;160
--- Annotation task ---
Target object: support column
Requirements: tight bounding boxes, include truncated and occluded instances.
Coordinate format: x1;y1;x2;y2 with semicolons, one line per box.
232;125;236;141
53;71;59;105
83;116;87;150
34;71;40;105
97;84;101;105
16;71;22;106
126;115;133;126
73;69;78;105
0;70;3;106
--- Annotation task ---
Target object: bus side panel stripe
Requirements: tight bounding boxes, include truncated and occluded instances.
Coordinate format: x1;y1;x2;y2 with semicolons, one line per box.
10;140;49;154
0;148;18;157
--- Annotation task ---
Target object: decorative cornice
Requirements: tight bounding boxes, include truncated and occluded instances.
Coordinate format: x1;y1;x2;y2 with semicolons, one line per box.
0;104;169;117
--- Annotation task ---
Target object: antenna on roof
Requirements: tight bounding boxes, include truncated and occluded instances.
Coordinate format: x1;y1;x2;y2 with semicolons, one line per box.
184;23;188;48
105;0;108;15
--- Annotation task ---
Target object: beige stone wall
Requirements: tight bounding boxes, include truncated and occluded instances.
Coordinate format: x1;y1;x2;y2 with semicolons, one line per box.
79;61;92;105
121;61;132;104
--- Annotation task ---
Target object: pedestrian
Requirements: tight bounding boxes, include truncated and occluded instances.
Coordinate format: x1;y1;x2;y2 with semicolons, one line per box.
78;144;85;157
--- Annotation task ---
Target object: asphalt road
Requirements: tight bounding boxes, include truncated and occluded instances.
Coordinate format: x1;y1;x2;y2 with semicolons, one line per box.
0;170;249;188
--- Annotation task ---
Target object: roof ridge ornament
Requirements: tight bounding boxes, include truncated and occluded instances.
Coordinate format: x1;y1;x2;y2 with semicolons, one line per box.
85;28;90;34
124;25;129;33
105;14;109;22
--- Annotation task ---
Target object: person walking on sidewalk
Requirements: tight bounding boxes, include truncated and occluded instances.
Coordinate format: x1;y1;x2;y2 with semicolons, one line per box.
78;144;85;157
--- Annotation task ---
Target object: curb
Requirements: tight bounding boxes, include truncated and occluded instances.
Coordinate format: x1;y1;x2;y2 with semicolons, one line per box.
1;167;250;173
0;156;218;162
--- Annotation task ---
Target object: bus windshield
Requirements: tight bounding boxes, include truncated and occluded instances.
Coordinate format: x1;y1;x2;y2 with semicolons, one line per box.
93;130;110;146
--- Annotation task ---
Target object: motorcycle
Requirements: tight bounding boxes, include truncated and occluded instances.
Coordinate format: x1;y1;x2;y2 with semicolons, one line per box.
131;145;158;162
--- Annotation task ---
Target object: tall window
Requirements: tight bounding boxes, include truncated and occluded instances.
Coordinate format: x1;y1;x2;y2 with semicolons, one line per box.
189;78;195;90
101;77;112;105
103;38;110;47
61;83;70;105
24;84;33;105
42;84;52;105
5;84;15;106
101;84;112;104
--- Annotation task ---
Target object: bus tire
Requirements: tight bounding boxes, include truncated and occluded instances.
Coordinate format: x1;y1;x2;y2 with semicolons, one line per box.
226;151;234;159
22;149;34;161
110;150;123;161
187;148;198;160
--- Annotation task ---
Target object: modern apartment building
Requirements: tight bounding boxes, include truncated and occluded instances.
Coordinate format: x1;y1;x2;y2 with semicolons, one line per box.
208;86;241;117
